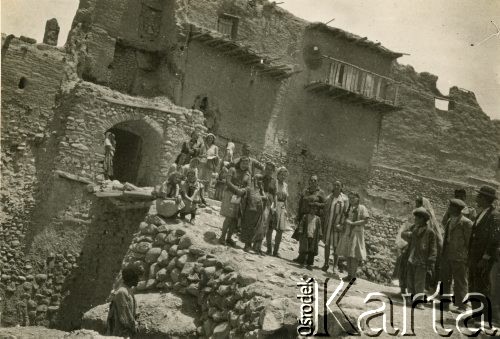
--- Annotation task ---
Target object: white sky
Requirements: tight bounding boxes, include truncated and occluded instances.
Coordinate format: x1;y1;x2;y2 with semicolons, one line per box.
2;0;499;119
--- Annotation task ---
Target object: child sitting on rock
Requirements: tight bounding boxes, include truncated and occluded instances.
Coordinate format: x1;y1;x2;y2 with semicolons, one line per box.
153;172;185;219
180;168;206;224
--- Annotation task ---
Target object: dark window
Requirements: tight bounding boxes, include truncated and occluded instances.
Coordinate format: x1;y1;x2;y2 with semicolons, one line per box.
18;77;27;89
217;14;239;39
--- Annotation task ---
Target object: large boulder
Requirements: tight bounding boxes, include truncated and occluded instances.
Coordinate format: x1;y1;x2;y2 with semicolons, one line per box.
82;293;198;338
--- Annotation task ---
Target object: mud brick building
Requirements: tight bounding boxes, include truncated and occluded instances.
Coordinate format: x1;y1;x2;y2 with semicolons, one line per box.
1;0;499;330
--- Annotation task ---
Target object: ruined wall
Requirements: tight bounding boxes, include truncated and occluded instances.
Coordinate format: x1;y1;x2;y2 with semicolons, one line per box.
68;0;178;95
0;34;206;327
0;36;67;326
176;0;306;65
375;64;499;183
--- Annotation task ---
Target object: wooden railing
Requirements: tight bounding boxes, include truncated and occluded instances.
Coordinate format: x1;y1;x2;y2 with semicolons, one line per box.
316;56;399;106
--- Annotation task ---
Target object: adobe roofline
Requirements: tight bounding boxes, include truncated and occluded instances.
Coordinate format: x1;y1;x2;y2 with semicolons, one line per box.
306;22;404;60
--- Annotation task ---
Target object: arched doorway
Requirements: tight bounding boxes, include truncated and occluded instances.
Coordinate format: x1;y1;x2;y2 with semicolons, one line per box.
106;119;162;186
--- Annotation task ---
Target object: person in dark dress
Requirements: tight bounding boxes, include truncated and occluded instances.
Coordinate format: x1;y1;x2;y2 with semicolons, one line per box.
401;207;438;309
293;175;325;263
252;162;277;254
296;203;322;270
175;131;203;166
219;157;251;246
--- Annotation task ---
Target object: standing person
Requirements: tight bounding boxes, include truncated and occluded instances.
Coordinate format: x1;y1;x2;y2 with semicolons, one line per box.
292;175;325;263
252;162;277;254
239;174;266;252
218;157;251;247
342;193;369;281
296;203;322;270
440;199;472;312
420;197;444;291
394;197;423;294
214;162;229;201
106;266;139;337
321;181;349;274
442;189;477;224
104;132;116;180
199;133;219;190
266;167;289;257
224;139;235;163
468;186;500;323
402;207;438;309
175;131;203;166
232;143;264;178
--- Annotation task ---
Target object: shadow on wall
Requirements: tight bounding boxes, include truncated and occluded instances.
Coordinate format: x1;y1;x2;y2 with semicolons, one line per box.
55;199;149;331
107;119;163;187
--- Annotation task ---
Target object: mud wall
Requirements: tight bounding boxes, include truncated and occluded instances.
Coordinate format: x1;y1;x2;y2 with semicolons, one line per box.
375;64;499;183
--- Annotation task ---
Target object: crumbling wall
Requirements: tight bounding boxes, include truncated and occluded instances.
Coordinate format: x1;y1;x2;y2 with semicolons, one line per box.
375;63;499;183
176;0;306;65
68;0;178;95
0;36;67;326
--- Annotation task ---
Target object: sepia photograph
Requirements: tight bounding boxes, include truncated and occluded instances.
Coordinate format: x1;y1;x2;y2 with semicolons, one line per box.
1;0;499;338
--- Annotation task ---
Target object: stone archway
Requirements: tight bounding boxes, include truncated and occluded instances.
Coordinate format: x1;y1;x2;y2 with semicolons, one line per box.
106;118;163;186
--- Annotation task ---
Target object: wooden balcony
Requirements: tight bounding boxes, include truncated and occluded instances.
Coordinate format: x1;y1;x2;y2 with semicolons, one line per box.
305;56;401;112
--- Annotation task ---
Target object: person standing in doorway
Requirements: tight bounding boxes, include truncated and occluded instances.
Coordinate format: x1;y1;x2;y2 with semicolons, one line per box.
104;132;116;180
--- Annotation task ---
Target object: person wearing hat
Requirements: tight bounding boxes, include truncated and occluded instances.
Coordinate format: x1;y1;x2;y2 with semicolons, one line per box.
401;207;438;308
440;199;473;312
468;185;500;321
442;189;477;225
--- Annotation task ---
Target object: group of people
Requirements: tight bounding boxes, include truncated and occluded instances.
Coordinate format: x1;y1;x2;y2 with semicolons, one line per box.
394;186;500;314
152;131;235;223
105;130;500;336
291;175;369;280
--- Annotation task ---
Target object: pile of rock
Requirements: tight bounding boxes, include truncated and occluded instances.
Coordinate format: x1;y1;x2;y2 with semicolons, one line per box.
106;207;297;338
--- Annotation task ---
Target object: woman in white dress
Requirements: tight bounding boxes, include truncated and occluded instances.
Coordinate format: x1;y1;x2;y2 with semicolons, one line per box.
199;133;219;190
342;193;369;281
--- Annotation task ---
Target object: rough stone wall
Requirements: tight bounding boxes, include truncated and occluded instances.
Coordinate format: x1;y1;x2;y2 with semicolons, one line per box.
1;32;206;327
53;82;205;185
0;36;68;326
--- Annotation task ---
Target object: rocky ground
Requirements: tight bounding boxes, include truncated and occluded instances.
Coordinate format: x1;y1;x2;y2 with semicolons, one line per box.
74;199;484;338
